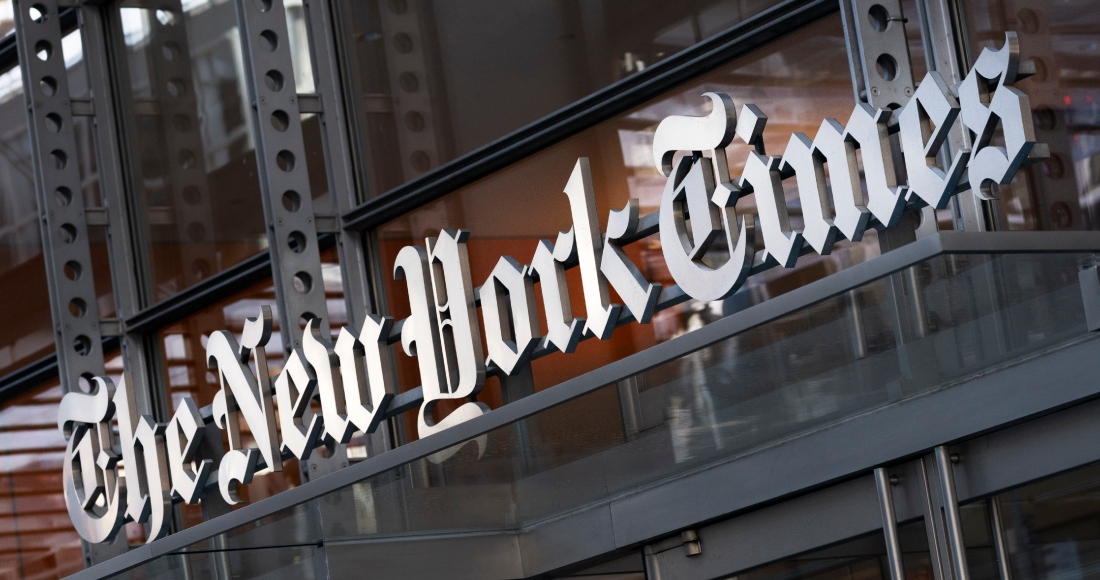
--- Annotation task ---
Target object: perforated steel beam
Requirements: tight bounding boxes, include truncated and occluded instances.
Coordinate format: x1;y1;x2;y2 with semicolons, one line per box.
235;0;329;348
15;0;106;414
13;0;131;564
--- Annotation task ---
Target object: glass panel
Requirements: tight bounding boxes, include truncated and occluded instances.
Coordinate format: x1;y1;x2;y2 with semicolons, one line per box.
115;0;325;303
727;521;932;579
109;248;1093;577
0;374;140;579
964;461;1100;579
338;0;794;194
0;1;13;40
962;0;1100;232
375;14;886;442
0;33;113;378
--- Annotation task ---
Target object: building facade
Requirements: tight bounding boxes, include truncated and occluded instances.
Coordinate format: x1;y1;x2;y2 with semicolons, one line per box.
0;0;1098;578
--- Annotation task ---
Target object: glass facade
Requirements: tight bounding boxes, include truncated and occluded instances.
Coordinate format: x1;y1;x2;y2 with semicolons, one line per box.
0;0;1097;578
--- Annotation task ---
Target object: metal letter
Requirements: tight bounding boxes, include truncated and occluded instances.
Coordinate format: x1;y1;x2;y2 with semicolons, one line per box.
600;199;662;323
900;72;971;209
58;379;125;544
208;326;282;472
527;231;584;354
563;159;622;339
166;397;211;505
959;32;1042;200
780;133;840;254
421;230;490;442
336;315;397;437
274;349;323;460
652;92;757;301
735;105;803;267
809;118;871;241
303;318;351;444
113;373;171;542
482;256;540;376
844;104;909;228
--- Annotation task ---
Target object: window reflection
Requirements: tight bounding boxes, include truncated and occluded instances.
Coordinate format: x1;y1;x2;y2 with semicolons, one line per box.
374;15;880;441
726;522;933;579
963;0;1100;231
967;461;1100;580
0;34;113;379
0;380;82;578
115;0;324;304
337;0;792;195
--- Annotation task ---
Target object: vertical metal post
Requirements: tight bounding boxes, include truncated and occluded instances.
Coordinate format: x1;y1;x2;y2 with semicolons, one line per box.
875;467;906;580
143;0;218;290
77;1;163;420
13;0;133;564
988;496;1013;580
14;0;108;427
373;0;451;180
917;457;949;580
300;0;391;459
916;0;1004;232
935;445;970;580
234;0;329;349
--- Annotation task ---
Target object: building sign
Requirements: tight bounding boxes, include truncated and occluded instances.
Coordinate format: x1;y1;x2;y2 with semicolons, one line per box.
58;34;1042;544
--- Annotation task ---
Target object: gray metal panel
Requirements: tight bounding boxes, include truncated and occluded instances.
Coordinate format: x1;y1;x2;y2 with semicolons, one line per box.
325;531;524;580
953;395;1100;501
518;504;618;578
649;476;881;580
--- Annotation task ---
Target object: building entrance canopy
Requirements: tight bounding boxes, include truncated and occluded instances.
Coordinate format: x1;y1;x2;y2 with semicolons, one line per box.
69;230;1100;578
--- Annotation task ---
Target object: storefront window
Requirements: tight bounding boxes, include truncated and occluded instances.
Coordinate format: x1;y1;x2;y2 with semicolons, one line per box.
964;461;1100;579
374;14;883;440
337;0;792;196
962;0;1100;231
115;0;327;304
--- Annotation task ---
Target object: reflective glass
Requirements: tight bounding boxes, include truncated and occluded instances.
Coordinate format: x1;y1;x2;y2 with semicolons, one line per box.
0;353;134;579
374;14;892;441
962;0;1100;231
962;461;1100;579
727;522;932;579
115;0;327;303
338;0;793;195
107;248;1094;578
0;33;114;378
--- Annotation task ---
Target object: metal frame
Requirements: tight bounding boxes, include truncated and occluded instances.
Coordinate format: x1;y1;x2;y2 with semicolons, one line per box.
63;231;1100;579
235;0;329;350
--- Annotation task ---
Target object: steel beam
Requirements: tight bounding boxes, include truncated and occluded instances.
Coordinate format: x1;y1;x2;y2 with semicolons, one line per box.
234;0;329;351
